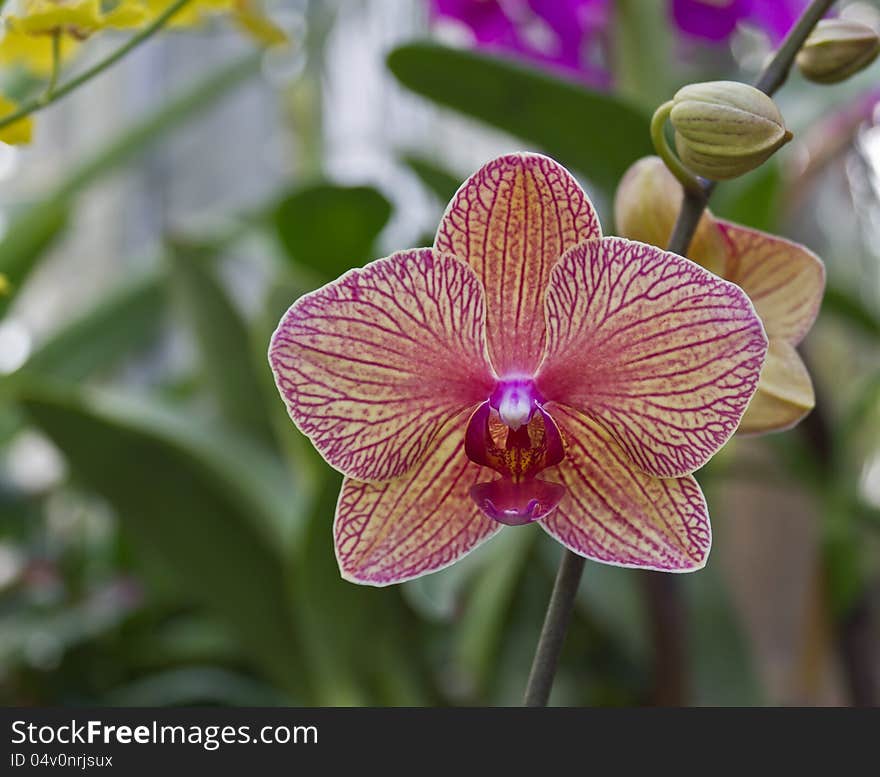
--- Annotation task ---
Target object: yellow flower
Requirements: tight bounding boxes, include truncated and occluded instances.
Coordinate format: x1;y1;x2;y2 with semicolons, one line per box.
0;96;34;145
6;0;146;37
0;29;79;77
0;274;10;295
7;0;103;36
142;0;235;27
100;0;148;29
141;0;287;46
232;1;287;46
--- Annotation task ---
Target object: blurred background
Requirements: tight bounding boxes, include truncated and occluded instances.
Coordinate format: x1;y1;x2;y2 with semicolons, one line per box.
1;0;878;707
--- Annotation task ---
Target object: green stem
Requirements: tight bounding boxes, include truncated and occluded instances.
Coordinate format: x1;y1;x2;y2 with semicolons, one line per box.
754;0;838;95
0;0;194;132
650;100;703;195
650;0;839;708
45;32;62;99
665;0;836;255
523;550;586;707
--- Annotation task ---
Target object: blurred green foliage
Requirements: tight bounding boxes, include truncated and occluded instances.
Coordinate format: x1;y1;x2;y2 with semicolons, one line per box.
387;43;653;198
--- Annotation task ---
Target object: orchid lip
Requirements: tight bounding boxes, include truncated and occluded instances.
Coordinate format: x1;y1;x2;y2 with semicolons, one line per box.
465;395;566;525
470;478;566;526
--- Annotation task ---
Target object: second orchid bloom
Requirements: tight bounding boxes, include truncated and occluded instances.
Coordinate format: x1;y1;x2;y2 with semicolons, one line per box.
616;156;825;434
270;154;771;585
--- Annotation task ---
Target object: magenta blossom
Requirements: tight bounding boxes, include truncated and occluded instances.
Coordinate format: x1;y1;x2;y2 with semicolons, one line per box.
431;0;613;87
672;0;810;44
269;154;768;585
431;0;811;85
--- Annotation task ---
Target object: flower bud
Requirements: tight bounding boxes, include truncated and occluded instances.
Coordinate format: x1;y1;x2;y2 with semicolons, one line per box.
670;81;792;180
796;19;880;84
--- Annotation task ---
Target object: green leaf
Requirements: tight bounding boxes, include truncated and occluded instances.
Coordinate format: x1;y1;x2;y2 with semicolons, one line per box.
387;43;653;195
402;154;461;204
274;183;392;281
453;528;535;696
290;460;432;705
168;243;276;448
17;384;305;696
20;273;164;383
0;197;70;317
684;563;763;706
107;667;284;706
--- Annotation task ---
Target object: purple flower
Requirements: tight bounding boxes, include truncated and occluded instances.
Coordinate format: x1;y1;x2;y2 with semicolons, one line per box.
671;0;810;45
431;0;612;87
431;0;814;86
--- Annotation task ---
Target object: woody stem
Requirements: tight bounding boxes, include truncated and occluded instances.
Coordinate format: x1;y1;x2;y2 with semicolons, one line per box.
666;0;837;256
648;0;838;707
523;549;586;706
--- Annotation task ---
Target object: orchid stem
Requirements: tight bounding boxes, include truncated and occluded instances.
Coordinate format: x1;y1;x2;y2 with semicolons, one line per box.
0;0;194;133
648;0;836;708
523;549;585;707
666;0;837;255
650;100;703;195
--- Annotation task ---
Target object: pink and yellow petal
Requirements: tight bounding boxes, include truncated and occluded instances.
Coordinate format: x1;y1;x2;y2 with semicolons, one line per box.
614;155;728;276
435;152;601;375
738;338;814;434
538;237;768;479
269;248;495;483
541;407;711;571
0;97;33;145
718;220;825;345
334;418;502;585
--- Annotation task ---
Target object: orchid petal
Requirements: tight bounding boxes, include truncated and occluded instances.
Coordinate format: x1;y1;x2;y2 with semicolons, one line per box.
541;406;711;571
538;237;768;478
435;153;601;374
739;338;815;434
334;417;502;585
718;220;825;345
269;249;494;482
614;155;728;276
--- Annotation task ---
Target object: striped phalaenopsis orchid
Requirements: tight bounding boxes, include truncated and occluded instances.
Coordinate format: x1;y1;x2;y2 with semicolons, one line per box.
269;153;768;585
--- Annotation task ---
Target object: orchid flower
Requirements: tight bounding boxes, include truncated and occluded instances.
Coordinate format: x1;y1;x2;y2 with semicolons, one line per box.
269;154;768;585
431;0;612;87
672;0;810;45
430;0;812;86
615;156;825;434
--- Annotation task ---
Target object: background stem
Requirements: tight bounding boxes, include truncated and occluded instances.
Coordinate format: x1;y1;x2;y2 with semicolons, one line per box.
0;0;194;132
645;0;837;707
642;573;689;705
523;550;586;707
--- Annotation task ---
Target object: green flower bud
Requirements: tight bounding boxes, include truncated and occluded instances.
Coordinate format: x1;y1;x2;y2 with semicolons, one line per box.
669;81;792;180
796;19;880;84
